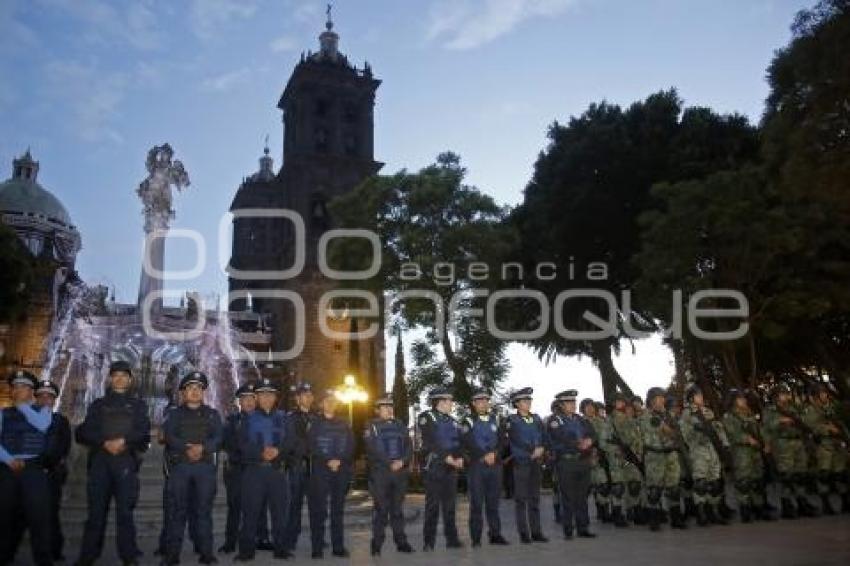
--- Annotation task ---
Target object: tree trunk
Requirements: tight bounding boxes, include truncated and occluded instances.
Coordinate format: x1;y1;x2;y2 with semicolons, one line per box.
440;321;471;403
591;341;633;406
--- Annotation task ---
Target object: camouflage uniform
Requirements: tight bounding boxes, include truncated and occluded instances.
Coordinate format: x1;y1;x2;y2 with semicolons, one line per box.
640;388;686;531
605;408;643;525
763;395;817;518
723;405;767;520
803;397;849;514
585;411;611;522
680;401;729;524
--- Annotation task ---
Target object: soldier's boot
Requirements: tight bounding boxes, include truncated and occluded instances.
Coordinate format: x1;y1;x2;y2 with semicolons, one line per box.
670;505;688;529
710;504;730;525
695;503;710;526
780;498;798;519
611;506;629;528
739;503;752;523
554;503;562;524
370;540;382;556
797;496;819;517
648;508;662;532
820;494;837;515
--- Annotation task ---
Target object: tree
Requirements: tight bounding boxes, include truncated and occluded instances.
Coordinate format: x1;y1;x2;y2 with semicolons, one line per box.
329;152;515;405
511;91;758;403
392;327;410;424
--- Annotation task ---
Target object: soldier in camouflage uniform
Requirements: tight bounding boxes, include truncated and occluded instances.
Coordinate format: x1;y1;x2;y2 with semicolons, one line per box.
680;385;730;526
723;389;772;522
640;387;687;531
763;384;819;518
803;383;850;514
600;393;641;527
580;399;611;523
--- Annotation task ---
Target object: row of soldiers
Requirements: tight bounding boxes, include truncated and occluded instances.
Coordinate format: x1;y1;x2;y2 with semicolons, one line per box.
2;362;847;565
579;384;849;532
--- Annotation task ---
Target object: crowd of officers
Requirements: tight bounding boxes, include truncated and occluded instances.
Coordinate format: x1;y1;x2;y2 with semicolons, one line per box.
1;360;848;566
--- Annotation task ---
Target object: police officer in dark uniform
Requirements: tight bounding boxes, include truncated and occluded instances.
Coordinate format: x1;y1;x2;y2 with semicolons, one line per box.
549;390;597;539
502;387;547;544
462;388;509;547
0;370;54;566
307;389;355;559
75;360;151;566
161;371;223;565
417;387;464;551
220;382;272;554
235;378;295;561
365;393;414;556
283;381;315;554
37;379;72;562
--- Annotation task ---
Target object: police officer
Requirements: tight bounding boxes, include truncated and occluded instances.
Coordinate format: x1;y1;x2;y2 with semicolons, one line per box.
235;378;294;561
37;379;72;562
502;387;547;544
283;381;315;553
365;394;414;556
417;387;464;551
0;370;54;566
161;371;223;565
307;389;355;558
462;388;509;547
221;382;272;554
549;390;596;539
75;361;151;566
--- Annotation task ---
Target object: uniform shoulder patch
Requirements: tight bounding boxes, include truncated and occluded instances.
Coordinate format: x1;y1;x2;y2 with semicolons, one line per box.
419;416;429;426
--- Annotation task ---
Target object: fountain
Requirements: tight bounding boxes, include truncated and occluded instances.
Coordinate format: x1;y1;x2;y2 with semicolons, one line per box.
38;145;272;424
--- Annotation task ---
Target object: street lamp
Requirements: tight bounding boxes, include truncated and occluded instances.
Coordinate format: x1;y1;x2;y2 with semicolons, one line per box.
335;373;368;425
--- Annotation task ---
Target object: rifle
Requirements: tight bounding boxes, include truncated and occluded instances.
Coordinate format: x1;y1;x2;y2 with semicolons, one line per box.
737;413;778;481
661;412;692;480
693;408;733;471
609;420;645;476
776;405;817;465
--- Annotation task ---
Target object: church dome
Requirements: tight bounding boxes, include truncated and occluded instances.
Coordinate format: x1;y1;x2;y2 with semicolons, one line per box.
0;150;74;228
0;150;81;261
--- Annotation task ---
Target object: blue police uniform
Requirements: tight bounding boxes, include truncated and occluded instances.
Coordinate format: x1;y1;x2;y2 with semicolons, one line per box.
503;394;547;542
548;402;595;537
364;407;413;554
417;402;464;549
307;412;354;557
236;406;295;559
221;410;271;553
0;386;54;566
161;401;222;563
76;388;151;565
283;406;315;552
462;409;506;545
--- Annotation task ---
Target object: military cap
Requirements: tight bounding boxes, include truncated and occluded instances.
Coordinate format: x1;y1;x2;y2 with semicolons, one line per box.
35;380;59;397
685;384;702;402
235;382;256;397
428;386;454;402
179;370;209;390
254;378;279;394
471;388;491;401
631;395;644;405
554;389;578;403
7;370;37;389
579;398;595;414
291;381;313;394
770;383;791;399
645;387;666;404
510;387;533;407
108;360;133;376
374;393;394;407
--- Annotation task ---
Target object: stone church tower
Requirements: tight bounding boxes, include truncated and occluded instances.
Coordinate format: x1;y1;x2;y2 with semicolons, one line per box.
229;13;385;400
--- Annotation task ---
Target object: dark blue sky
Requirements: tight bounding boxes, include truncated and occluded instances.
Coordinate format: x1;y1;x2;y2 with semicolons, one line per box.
0;0;811;398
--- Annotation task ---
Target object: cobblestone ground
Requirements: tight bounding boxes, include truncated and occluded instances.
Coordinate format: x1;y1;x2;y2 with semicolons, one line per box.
11;493;850;565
